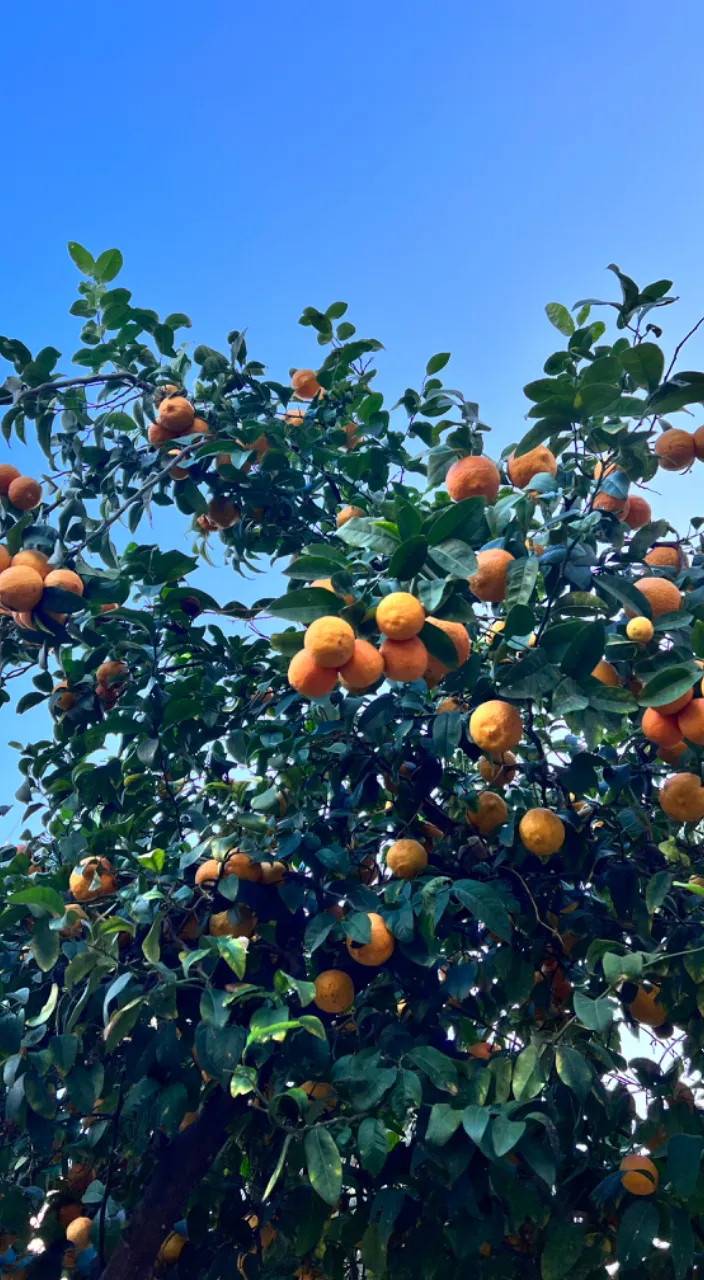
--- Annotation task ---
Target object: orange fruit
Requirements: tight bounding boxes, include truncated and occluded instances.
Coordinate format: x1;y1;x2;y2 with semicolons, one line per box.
291;368;322;399
260;860;286;885
658;688;693;716
386;838;428;879
188;416;209;436
95;660;127;685
168;450;190;479
644;544;688;570
376;591;425;640
338;638;384;691
693;424;704;461
304;615;356;668
147;420;174;446
626;616;654;644
469;700;523;754
0;463;20;493
627;986;667;1031
336;505;364;528
507;445;557;488
466;791;508;835
654;428;695;471
0;566;44;611
313;969;355;1014
66;1217;92;1252
195;859;221;886
467;1041;493;1060
423;616;471;685
641;708;681;748
519;808;565;857
478;752;517;786
0;546;9;574
346;912;395;966
158;396;195;434
157;1232;187;1266
380;636;428;682
287;649;337;697
593;490;629;518
468;548;514;602
657;741;688;764
207;496;240;528
224;853;263;882
11;549;50;578
44;568;84;596
436;697;460;713
284;408;307;427
591;660;619;687
69;857;115;902
677;699;704;745
54;683;76;711
60;905;88;939
659;772;704;822
311;578;354;606
7;476;42;510
623;495;652;529
446;455;500;503
209;907;256;939
629;577;682;619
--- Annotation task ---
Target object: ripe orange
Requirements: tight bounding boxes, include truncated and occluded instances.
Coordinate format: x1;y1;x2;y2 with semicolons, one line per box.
654;428;695;471
593;490;629;518
694;424;704;461
260;860;286;885
446;455;501;503
519;808;565;857
207;496;241;528
224;853;263;882
623;494;652;529
158;396;195;434
467;1041;493;1060
658;688;693;716
157;1232;187;1266
7;476;42;510
11;549;49;578
95;660;127;685
386;838;428;879
209;906;256;939
629;577;682;619
677;699;704;745
54;682;76;711
423;616;471;685
380;636;428;682
346;913;395;966
147;420;174;446
641;708;681;748
591;660;619;687
507;445;557;488
478;752;517;786
626;616;654;644
657;741;688;764
468;549;514;602
66;1217;92;1252
644;544;688;569
284;408;307;427
0;566;44;611
69;857;115;902
626;987;667;1030
338;638;384;691
168;450;190;479
304;616;356;668
189;417;210;436
466;791;508;835
376;591;425;640
313;969;355;1014
287;649;337;697
469;700;523;754
436;697;460;713
291;368;322;399
195;859;221;886
336;505;364;528
60;905;88;938
0;463;20;493
45;568;84;596
0;545;9;574
659;772;704;822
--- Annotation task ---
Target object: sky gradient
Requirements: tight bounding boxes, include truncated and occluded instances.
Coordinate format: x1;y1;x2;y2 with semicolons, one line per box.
1;0;704;831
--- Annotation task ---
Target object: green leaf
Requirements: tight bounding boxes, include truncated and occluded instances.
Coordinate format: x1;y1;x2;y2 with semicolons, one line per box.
668;1134;702;1198
619;342;664;392
462;1104;489;1145
67;241;95;275
426;445;457;488
388;535;428;580
573;990;615;1032
561;620;606;679
263;1132;292;1201
0;1014;22;1057
645;870;672;913
141;915;162;964
492;1115;525;1157
505;556;540;608
94;249;123;283
215;937;247;978
425;496;486;545
513;1044;546;1101
426;352;451;375
9;886;65;917
304;1128;342;1205
545;303;575;337
26;982;59;1026
503;604;534;641
541;1224;585;1280
408;1046;458;1093
269;587;345;624
596;573;652;619
419;620;460;669
433;712;462;758
453;880;511;941
66;1064;98;1113
637;664;699;708
358;1117;389;1174
616;1201;658;1270
49;1034;78;1075
670;1207;694;1280
31;917;60;972
426;1103;462;1146
336;517;399;554
603;950;643;986
429;538;478;578
555;1047;592;1102
104;998;144;1052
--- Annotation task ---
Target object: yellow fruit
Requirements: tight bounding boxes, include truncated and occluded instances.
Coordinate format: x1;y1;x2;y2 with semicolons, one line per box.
11;549;49;578
423;616;471;685
644;544;688;570
336;505;364;527
446;455;500;503
0;565;44;611
44;568;84;596
386;838;428;879
291;368;322;399
66;1217;92;1252
478;753;516;786
69;857;115;902
157;1231;187;1266
591;660;619;686
337;639;384;691
659;772;704;822
628;986;667;1028
346;912;395;966
304;615;356;668
507;445;557;488
654;428;695;471
619;1154;659;1195
158;396;195;434
376;592;425;640
623;495;652;529
314;969;355;1013
629;577;682;619
224;853;262;882
0;463;20;493
519;808;565;857
468;548;514;602
8;476;42;510
469;700;523;754
641;708;681;748
380;636;428;682
466;791;508;835
626;616;654;644
209;907;256;939
287;650;337;697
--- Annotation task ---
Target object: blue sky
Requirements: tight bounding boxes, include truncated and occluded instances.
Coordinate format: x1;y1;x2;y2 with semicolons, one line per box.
2;0;704;829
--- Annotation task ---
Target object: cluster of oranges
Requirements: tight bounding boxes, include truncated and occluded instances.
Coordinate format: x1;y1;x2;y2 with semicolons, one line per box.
146;391;209;447
0;463;42;512
0;547;83;630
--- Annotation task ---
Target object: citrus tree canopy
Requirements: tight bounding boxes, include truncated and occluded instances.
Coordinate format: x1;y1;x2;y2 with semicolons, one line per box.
0;251;704;1279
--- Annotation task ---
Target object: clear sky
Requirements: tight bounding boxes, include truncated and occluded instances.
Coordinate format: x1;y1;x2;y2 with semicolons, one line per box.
2;0;704;828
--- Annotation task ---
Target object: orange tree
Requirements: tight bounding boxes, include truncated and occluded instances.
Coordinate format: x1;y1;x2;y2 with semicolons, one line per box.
0;250;704;1279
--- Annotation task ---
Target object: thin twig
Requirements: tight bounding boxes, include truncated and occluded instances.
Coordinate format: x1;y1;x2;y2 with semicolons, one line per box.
15;371;154;406
665;315;704;380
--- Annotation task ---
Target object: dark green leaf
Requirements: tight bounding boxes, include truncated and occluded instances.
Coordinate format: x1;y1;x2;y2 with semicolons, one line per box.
389;536;428;580
304;1128;342;1205
619;342;665;392
426;353;451;375
616;1201;658;1270
358;1117;388;1174
561;620;606;678
454;880;511;940
94;249;123;283
269;588;345;623
668;1134;702;1198
429;538;478;578
555;1047;592;1102
67;242;95;275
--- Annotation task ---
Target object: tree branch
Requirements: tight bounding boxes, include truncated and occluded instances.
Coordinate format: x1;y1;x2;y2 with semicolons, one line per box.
15;371;155;405
665;315;704;380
